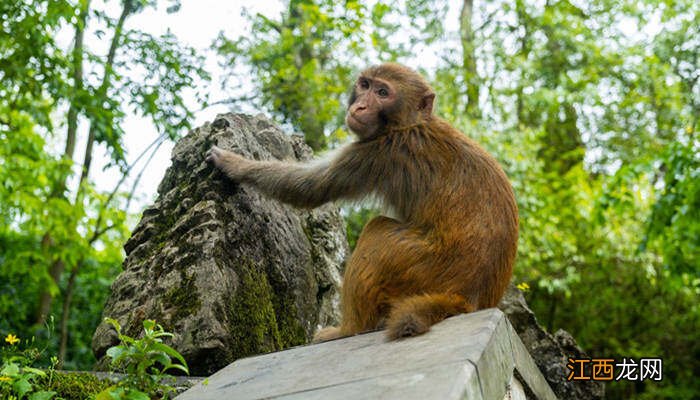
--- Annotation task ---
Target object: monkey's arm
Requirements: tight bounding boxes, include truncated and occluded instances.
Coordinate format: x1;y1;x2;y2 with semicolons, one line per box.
206;145;370;208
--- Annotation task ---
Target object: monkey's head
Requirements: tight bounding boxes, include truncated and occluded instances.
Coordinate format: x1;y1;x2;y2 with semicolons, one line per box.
346;63;436;139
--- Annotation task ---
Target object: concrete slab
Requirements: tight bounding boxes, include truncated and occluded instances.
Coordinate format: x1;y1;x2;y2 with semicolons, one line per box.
177;309;557;400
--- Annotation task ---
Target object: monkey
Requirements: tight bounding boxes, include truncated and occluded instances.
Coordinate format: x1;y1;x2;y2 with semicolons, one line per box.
206;63;518;341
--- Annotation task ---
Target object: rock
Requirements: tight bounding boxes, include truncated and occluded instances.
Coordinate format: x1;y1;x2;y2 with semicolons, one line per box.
498;285;605;400
92;113;347;375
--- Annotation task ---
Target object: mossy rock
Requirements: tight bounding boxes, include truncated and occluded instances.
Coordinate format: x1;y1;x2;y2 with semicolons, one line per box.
93;113;348;375
35;371;112;400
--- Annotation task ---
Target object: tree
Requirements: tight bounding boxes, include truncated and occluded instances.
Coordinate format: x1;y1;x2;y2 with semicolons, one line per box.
0;0;209;369
215;0;369;151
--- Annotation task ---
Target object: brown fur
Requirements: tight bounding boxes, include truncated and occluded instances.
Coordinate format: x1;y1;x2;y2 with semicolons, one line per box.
206;63;519;342
386;294;476;339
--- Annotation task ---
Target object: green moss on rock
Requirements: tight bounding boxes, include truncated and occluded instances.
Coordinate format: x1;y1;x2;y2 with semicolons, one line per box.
271;292;308;347
228;262;282;359
226;259;309;361
147;210;179;260
164;271;202;323
36;371;112;399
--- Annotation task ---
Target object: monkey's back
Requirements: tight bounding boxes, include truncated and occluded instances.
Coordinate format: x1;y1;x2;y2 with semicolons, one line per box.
450;132;519;307
375;118;519;308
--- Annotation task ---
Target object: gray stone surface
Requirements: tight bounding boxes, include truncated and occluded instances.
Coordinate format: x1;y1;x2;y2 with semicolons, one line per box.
92;113;348;375
504;378;527;400
176;309;557;400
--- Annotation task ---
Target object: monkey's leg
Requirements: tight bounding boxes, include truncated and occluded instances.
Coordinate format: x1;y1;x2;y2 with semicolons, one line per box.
312;326;342;343
340;216;479;340
385;293;475;340
339;216;439;336
311;216;405;343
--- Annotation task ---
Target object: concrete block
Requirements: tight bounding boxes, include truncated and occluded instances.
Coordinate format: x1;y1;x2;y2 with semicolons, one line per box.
177;309;557;400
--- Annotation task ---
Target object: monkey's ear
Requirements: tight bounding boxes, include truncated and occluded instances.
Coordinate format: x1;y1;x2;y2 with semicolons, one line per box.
419;92;435;116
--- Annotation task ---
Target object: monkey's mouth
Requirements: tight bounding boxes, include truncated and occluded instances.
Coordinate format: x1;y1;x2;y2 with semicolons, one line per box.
346;114;368;134
347;114;365;126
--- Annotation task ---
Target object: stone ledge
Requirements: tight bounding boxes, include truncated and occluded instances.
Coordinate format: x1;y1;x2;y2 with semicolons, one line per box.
176;309;558;400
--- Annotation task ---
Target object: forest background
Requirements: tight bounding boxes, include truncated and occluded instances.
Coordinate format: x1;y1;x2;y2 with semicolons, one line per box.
0;0;697;399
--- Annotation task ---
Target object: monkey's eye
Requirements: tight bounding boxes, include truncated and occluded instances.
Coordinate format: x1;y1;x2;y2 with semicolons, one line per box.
377;88;389;97
359;79;370;89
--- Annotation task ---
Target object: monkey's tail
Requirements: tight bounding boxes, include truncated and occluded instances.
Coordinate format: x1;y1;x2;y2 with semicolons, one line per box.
385;293;475;340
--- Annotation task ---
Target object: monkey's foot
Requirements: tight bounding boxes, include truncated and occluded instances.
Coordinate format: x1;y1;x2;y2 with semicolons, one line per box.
312;326;343;343
386;314;429;340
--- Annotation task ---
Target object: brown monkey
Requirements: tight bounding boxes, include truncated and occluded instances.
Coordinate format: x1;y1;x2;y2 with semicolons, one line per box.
206;63;518;341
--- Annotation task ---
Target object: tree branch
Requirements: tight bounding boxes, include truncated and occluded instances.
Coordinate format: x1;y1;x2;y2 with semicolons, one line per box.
78;0;134;188
64;0;90;162
197;95;257;111
90;132;167;244
125;137;166;211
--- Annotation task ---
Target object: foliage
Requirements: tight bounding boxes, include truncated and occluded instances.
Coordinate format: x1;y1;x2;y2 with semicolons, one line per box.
215;0;413;151
0;0;209;371
471;1;699;397
344;207;380;250
215;0;358;150
97;318;189;400
0;333;57;400
643;136;699;275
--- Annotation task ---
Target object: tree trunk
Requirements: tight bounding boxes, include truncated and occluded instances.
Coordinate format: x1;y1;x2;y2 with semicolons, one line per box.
35;1;90;325
460;0;480;119
78;0;132;187
64;0;90;162
515;0;531;125
537;3;584;174
57;0;134;363
35;235;64;324
57;265;79;367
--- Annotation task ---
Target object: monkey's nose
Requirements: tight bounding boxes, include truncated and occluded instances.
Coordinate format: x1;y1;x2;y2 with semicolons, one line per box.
351;106;368;119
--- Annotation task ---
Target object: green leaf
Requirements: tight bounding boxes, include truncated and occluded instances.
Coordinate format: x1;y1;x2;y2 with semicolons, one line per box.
95;386;121;400
104;317;121;333
124;389;151;400
106;345;125;361
142;319;156;331
148;342;188;369
22;367;47;377
29;391;57;400
1;363;20;376
148;352;170;367
14;377;32;397
162;363;189;374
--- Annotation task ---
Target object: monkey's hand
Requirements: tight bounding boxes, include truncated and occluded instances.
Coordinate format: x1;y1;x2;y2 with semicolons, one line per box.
206;145;251;180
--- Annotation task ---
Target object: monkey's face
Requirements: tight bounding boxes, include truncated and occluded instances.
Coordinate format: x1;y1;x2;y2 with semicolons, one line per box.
346;75;399;139
347;64;436;139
